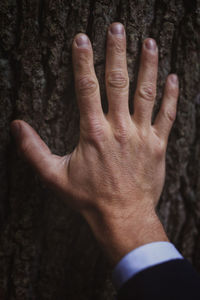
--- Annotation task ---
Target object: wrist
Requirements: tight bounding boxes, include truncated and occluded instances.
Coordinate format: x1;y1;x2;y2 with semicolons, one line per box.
83;205;168;265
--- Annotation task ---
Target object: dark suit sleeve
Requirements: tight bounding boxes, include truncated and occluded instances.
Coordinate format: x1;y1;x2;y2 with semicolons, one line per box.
117;259;200;300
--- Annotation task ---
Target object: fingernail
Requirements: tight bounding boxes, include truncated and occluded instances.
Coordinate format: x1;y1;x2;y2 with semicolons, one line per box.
144;39;157;51
170;74;178;84
110;23;124;36
11;122;21;139
75;34;89;48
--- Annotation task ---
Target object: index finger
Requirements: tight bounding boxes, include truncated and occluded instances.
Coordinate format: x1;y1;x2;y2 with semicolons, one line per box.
72;34;104;129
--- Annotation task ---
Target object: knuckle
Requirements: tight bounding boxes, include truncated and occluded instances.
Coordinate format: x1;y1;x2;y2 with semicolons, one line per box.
115;40;125;54
88;129;104;145
154;139;166;159
77;76;98;96
162;108;176;122
138;83;156;102
113;123;130;144
138;128;149;144
109;38;125;54
140;128;148;140
81;119;106;145
107;71;129;90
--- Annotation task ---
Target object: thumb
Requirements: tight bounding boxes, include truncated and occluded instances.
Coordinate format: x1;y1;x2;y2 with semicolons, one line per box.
10;120;66;187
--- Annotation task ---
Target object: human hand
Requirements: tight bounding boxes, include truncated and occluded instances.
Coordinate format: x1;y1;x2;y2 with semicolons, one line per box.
11;23;179;264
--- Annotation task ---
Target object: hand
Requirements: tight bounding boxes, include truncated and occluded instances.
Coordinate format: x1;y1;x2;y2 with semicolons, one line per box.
11;23;179;264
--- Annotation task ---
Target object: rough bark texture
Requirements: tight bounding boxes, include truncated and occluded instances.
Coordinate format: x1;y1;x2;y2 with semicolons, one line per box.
0;0;200;299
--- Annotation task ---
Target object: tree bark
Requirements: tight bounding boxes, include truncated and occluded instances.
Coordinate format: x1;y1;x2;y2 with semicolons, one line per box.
0;0;200;299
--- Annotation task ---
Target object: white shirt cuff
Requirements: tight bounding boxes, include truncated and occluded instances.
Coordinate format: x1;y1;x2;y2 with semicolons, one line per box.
112;241;183;290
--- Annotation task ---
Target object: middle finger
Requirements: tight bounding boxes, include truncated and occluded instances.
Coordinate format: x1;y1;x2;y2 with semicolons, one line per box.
106;23;130;123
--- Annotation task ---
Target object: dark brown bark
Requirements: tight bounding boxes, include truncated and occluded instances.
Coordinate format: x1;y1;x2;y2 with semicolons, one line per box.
0;0;200;299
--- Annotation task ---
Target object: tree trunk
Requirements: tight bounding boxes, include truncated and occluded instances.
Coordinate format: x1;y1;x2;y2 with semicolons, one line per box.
0;0;200;299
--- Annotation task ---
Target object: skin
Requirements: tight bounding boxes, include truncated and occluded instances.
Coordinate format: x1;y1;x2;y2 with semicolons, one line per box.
10;23;179;265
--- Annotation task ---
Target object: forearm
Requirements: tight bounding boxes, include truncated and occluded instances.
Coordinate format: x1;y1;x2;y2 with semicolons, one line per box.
83;204;168;265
